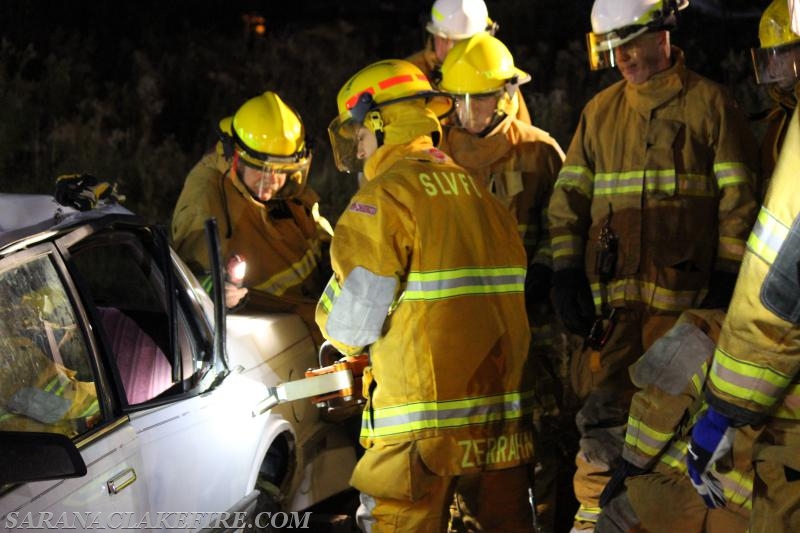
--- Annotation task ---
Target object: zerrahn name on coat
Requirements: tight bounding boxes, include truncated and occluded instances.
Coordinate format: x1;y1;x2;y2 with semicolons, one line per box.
458;431;535;468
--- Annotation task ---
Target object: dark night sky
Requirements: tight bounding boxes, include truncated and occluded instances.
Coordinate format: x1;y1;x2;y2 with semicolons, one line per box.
0;1;769;60
0;0;775;221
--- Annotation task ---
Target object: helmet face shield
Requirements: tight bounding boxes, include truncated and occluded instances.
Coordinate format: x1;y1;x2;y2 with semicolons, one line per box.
751;41;800;85
586;25;648;70
328;117;364;174
328;93;454;173
237;153;311;201
451;92;502;133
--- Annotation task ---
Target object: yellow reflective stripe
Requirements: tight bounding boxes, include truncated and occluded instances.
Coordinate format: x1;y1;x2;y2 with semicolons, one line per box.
591;170;716;197
319;275;341;313
747;206;789;265
714;162;754;188
689;360;709;396
362;390;534;438
660;441;686;471
201;275;214;294
43;375;68;395
594;170;644;196
625;416;674;457
77;399;100;418
645;169;677;194
710;346;790;409
404;267;525;301
574;505;601;523
718;236;746;263
254;238;321;296
551;234;583;260
555;166;594;197
591;279;698;312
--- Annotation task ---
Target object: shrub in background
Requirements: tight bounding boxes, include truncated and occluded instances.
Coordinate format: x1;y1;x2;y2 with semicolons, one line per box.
0;2;770;226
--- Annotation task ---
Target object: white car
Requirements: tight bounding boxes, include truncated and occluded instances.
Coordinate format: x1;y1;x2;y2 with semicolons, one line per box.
0;194;358;531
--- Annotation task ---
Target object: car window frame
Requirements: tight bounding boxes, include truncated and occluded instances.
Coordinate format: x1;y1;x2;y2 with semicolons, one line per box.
56;218;219;409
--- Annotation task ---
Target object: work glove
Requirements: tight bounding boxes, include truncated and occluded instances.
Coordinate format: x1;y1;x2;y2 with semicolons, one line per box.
699;271;738;310
552;267;595;336
599;459;648;508
525;263;553;307
55;174;118;211
686;406;735;508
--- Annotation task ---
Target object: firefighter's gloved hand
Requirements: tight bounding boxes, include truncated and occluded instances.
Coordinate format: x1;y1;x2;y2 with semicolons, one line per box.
8;387;72;424
599;459;648;507
700;271;738;310
525;263;553;307
55;174;117;211
687;407;735;508
552;267;595;336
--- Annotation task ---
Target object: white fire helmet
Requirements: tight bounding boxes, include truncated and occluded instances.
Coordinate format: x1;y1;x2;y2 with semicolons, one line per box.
586;0;688;70
426;0;493;40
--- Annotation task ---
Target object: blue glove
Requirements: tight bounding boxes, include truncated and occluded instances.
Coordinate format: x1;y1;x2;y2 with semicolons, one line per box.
686;407;735;508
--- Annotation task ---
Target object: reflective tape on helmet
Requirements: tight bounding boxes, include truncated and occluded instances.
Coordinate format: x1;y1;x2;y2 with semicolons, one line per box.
344;74;429;111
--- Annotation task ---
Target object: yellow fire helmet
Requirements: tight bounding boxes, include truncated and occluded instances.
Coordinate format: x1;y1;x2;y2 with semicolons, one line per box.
219;91;311;200
587;0;688;70
751;0;800;85
328;59;453;173
439;33;529;131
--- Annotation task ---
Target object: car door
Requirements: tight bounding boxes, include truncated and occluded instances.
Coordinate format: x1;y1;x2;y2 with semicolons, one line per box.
63;223;270;527
0;244;152;530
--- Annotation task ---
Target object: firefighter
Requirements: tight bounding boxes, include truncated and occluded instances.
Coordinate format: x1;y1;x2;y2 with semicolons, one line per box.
0;287;99;438
547;1;760;529
687;4;800;531
751;0;800;197
437;32;569;532
319;59;536;532
594;309;754;533
171;91;332;345
406;0;532;124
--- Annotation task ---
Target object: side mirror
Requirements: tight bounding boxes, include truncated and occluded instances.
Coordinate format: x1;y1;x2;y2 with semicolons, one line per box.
0;431;87;485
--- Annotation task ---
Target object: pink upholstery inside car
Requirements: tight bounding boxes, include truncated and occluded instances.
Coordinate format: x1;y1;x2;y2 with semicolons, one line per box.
97;307;172;404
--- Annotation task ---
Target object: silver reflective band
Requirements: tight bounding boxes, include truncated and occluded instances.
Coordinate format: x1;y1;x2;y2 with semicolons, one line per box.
326;266;397;347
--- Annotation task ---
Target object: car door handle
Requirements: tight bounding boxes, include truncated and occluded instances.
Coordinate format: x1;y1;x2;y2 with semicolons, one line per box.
107;468;137;494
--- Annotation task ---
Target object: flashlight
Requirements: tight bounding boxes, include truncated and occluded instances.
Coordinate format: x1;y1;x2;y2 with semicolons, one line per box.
227;254;247;288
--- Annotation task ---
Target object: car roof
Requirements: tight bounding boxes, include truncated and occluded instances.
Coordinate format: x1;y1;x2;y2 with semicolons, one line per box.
0;193;136;253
